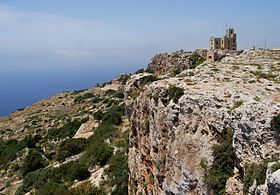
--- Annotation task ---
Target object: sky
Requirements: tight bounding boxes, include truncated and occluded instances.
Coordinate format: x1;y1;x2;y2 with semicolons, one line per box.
0;0;280;116
0;0;279;72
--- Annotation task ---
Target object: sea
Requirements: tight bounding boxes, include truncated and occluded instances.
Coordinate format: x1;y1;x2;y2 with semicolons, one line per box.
0;66;139;117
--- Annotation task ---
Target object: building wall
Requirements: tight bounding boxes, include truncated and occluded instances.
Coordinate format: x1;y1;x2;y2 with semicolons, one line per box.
210;28;237;51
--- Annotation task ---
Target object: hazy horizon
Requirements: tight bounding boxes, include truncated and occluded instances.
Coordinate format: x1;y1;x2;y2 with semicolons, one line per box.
0;0;280;116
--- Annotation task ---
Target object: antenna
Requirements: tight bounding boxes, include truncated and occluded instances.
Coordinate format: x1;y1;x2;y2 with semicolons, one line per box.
264;37;267;50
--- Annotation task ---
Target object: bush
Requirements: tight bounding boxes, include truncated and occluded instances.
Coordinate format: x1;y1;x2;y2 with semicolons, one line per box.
244;162;268;192
117;74;131;85
71;89;87;95
271;114;280;133
47;161;90;183
91;96;102;103
141;75;159;86
55;138;88;162
60;161;90;181
35;182;66;195
271;162;280;173
189;52;205;69
0;138;28;167
93;110;104;120
105;89;116;96
46;118;87;140
24;135;42;148
205;129;234;195
21;149;46;176
105;151;128;195
81;140;114;167
173;68;181;76
135;68;144;74
168;86;184;103
18;168;53;193
100;104;126;126
114;91;125;99
81;125;116;166
251;71;278;80
102;112;122;126
74;93;96;103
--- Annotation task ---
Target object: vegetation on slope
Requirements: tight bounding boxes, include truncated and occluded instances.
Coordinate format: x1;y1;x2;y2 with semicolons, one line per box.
2;84;130;195
205;129;235;195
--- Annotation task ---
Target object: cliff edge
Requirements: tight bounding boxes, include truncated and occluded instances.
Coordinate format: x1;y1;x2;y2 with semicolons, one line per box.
125;49;280;194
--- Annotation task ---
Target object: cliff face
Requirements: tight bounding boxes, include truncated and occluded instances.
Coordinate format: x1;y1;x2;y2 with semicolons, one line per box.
125;49;280;194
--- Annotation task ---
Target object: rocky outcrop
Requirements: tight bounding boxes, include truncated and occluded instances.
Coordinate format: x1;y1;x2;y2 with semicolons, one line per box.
146;50;206;76
73;119;99;139
126;49;280;194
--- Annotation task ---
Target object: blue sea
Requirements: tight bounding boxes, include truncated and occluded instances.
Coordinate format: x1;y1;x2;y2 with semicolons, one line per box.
0;66;139;117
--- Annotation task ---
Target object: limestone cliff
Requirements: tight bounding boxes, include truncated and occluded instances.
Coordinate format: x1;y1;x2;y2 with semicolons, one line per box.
125;49;280;194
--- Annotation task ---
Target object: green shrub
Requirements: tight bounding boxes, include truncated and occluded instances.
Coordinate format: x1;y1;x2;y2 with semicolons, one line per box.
91;95;102;103
92;124;117;142
271;162;280;173
81;125;116;166
205;129;234;195
117;74;131;85
101;104;126;126
18;168;53;193
141;75;159;86
168;86;184;103
93;110;104;120
45;161;90;183
244;162;268;192
105;151;128;195
114;130;129;152
0;138;28;167
251;71;278;80
114;91;125;99
173;68;181;76
59;161;90;181
102;112;122;125
17;161;90;194
105;89;116;96
81;141;114;167
55;138;88;162
71;89;87;95
232;101;243;110
45;118;87;140
24;135;42;148
271;114;280;133
74;93;96;103
189;52;205;69
21;149;46;176
35;181;66;195
135;68;144;74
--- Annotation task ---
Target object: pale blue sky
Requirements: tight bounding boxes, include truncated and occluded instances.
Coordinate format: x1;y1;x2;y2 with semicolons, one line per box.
0;0;280;116
0;0;279;71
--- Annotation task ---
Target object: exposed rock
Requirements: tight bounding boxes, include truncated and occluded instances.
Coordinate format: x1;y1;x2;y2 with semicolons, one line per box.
268;170;280;195
226;167;244;195
146;50;206;76
73;119;99;139
126;49;280;194
89;166;108;187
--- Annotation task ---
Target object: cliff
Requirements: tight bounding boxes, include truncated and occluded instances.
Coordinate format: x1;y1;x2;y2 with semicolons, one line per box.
125;49;280;194
0;49;280;195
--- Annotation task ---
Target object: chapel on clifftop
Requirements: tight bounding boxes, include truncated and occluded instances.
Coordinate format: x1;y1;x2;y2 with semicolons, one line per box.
207;28;237;61
210;28;237;51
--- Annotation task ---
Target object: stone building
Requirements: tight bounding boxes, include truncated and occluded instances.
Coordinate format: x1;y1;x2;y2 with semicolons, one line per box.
208;28;237;62
210;28;237;51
